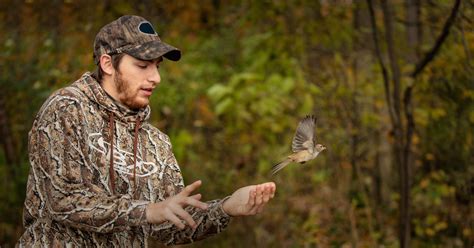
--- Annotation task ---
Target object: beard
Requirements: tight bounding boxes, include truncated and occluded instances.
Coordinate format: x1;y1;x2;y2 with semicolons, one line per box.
114;72;147;110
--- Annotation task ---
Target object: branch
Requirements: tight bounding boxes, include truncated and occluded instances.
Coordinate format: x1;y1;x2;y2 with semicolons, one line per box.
459;4;474;73
366;0;397;126
381;0;402;126
411;0;461;78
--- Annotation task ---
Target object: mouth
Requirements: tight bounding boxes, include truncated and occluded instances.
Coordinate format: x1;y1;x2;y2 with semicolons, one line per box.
140;87;154;96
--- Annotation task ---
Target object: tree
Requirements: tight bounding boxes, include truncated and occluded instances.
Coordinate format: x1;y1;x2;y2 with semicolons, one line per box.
367;0;461;247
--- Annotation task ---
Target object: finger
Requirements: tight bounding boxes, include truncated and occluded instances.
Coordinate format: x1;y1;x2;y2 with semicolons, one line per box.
256;204;266;214
248;202;260;215
263;182;276;198
247;188;256;206
269;182;276;198
181;180;202;196
172;205;197;229
267;182;276;189
262;185;270;203
185;197;208;210
254;185;270;214
266;182;276;198
165;210;186;230
190;193;202;200
255;185;263;205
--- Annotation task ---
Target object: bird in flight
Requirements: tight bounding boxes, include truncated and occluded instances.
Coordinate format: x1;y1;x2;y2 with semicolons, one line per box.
271;115;326;175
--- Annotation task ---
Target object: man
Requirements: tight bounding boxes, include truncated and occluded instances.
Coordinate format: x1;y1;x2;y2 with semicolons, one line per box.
17;15;276;247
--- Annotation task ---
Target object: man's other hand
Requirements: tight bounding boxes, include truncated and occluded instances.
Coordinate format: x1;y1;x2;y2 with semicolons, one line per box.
222;182;276;216
146;180;208;229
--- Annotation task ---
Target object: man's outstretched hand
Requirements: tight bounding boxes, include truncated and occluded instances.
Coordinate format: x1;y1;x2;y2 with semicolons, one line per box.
146;180;208;230
222;182;276;216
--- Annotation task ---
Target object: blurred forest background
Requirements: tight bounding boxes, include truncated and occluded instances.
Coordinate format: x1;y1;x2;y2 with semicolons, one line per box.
0;0;473;247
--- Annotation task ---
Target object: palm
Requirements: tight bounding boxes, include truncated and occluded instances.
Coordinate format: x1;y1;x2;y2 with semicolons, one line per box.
228;186;254;215
223;182;276;216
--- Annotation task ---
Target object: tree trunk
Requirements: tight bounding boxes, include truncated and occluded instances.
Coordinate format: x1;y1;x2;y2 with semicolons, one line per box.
380;2;410;247
367;0;410;246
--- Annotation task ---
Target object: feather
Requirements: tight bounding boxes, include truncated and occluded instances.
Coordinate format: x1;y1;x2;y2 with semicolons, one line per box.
271;159;291;175
292;115;317;152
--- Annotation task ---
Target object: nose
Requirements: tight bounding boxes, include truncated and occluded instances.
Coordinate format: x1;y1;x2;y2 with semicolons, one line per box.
148;68;161;85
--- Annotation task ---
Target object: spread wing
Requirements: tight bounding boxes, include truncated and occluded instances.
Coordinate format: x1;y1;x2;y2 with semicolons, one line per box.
292;115;317;153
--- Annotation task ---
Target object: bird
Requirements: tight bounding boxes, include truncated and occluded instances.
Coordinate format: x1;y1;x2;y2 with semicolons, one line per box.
271;115;326;175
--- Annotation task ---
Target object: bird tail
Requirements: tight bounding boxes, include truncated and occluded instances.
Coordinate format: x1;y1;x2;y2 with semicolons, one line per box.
271;159;291;175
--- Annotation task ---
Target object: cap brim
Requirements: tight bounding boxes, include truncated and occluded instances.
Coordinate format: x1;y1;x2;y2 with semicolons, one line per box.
125;40;181;61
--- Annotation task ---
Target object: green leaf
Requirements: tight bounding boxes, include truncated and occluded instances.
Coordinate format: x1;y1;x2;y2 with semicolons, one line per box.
215;97;233;115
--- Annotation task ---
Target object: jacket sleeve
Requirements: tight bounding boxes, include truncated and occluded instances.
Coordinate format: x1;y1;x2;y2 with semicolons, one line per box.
149;199;232;245
147;133;232;245
27;93;148;233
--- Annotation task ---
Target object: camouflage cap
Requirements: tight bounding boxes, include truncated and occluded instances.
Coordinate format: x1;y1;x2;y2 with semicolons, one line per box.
93;15;181;64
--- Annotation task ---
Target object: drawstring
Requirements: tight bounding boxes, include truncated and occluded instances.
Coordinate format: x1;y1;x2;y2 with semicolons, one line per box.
108;112;116;194
108;112;141;196
132;119;141;192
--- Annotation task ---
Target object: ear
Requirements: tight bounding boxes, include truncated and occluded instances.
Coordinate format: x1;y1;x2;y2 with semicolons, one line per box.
99;54;114;76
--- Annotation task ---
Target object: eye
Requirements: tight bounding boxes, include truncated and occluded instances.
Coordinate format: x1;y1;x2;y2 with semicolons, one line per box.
137;64;147;69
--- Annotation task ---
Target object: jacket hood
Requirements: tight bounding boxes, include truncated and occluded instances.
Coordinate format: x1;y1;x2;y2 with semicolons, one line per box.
73;72;151;127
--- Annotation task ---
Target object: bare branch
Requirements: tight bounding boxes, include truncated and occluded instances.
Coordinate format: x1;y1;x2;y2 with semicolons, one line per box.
381;0;402;127
366;0;397;126
459;3;474;74
411;0;461;78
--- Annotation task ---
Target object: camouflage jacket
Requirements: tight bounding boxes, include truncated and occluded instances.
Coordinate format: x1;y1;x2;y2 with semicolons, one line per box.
17;73;231;247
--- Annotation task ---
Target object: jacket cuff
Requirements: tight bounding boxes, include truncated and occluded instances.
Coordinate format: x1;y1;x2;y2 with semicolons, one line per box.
218;195;232;218
203;196;232;231
128;200;149;226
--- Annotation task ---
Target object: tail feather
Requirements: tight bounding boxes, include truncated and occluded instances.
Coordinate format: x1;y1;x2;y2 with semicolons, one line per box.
271;159;291;175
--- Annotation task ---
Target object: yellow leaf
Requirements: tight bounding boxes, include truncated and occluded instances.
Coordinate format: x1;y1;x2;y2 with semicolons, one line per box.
432;108;447;119
425;153;435;161
420;179;429;189
412;134;420;145
435;222;448;231
425;228;435;236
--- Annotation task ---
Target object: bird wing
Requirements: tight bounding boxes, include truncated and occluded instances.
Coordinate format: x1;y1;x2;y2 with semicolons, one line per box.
292;115;317;153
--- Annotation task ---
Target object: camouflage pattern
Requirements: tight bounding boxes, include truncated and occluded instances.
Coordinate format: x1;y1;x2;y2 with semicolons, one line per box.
17;73;230;247
93;15;181;64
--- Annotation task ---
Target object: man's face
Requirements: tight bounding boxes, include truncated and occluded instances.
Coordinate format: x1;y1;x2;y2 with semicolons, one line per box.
113;54;162;110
